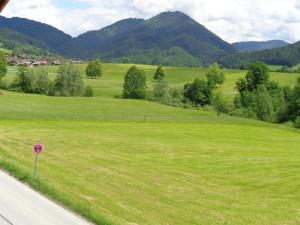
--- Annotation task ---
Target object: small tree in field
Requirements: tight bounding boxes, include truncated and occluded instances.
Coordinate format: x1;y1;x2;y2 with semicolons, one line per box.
86;59;103;79
123;66;146;99
0;52;7;80
206;63;225;89
55;63;85;96
154;65;165;80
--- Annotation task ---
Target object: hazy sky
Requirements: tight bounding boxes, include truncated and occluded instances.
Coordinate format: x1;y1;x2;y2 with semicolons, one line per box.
2;0;300;43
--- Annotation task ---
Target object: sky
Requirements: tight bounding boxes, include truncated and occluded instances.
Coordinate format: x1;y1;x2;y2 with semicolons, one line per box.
2;0;300;43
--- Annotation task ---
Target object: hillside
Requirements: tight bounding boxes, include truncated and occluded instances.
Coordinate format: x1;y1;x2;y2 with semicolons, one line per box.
0;16;72;54
0;27;54;56
219;41;300;68
0;64;300;225
233;40;290;52
0;12;237;66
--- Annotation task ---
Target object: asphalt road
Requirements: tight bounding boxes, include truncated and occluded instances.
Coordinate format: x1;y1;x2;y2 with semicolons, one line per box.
0;170;92;225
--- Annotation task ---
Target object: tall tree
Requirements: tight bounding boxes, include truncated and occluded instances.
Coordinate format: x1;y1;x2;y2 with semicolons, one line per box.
55;63;85;96
246;62;269;91
255;85;274;121
206;63;225;89
123;66;147;99
0;52;7;80
86;59;103;79
212;89;229;116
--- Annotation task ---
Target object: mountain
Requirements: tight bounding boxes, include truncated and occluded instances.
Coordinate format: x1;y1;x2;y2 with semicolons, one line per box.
0;27;55;56
233;40;290;52
66;11;236;66
219;41;300;68
0;12;237;67
0;16;72;54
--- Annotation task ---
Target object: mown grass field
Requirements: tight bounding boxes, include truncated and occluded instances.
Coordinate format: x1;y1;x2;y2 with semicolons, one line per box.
0;64;300;225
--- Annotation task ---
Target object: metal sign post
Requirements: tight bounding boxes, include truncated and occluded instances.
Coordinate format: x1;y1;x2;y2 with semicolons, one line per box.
33;144;43;178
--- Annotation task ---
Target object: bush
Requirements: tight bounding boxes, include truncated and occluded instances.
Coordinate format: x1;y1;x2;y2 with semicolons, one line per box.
0;51;7;80
14;66;36;93
230;108;257;119
184;78;212;106
212;89;231;115
34;69;50;95
48;81;56;96
295;117;300;129
153;78;168;100
0;79;9;90
122;57;131;64
255;85;274;121
123;66;147;99
84;86;94;97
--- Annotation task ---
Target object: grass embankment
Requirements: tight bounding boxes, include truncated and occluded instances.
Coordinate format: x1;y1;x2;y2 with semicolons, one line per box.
0;64;300;225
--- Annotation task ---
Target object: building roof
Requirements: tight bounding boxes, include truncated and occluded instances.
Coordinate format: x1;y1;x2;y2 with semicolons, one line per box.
0;0;9;13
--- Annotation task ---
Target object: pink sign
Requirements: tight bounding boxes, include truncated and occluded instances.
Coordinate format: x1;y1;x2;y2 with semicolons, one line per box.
34;144;43;154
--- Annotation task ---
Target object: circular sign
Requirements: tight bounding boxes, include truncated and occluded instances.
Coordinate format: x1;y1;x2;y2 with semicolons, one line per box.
34;144;43;154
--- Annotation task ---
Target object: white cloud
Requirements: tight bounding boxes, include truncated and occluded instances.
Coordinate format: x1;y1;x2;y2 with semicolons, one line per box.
2;0;300;43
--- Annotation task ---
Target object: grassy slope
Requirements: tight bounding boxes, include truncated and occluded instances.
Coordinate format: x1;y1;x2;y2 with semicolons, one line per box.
0;64;300;225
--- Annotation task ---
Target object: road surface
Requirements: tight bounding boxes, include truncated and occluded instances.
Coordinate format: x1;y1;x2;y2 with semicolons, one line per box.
0;170;92;225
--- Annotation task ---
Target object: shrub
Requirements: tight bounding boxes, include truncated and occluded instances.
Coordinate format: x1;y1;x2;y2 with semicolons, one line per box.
84;86;94;97
153;78;168;100
255;85;274;121
48;81;56;96
230;108;257;119
122;57;131;64
34;69;50;95
295;116;300;129
184;78;212;106
14;66;36;93
0;79;9;90
0;51;7;80
212;89;231;115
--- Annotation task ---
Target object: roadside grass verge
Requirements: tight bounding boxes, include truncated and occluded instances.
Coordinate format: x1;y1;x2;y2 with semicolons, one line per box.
0;158;114;225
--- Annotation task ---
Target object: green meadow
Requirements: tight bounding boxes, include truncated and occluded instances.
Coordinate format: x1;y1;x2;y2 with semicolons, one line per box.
0;64;300;225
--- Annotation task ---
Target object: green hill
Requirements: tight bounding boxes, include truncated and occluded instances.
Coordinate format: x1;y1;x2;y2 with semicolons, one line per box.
0;27;54;56
233;40;290;52
219;41;300;68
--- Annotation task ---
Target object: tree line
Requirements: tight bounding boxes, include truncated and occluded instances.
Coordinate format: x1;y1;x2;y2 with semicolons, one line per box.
122;62;300;129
